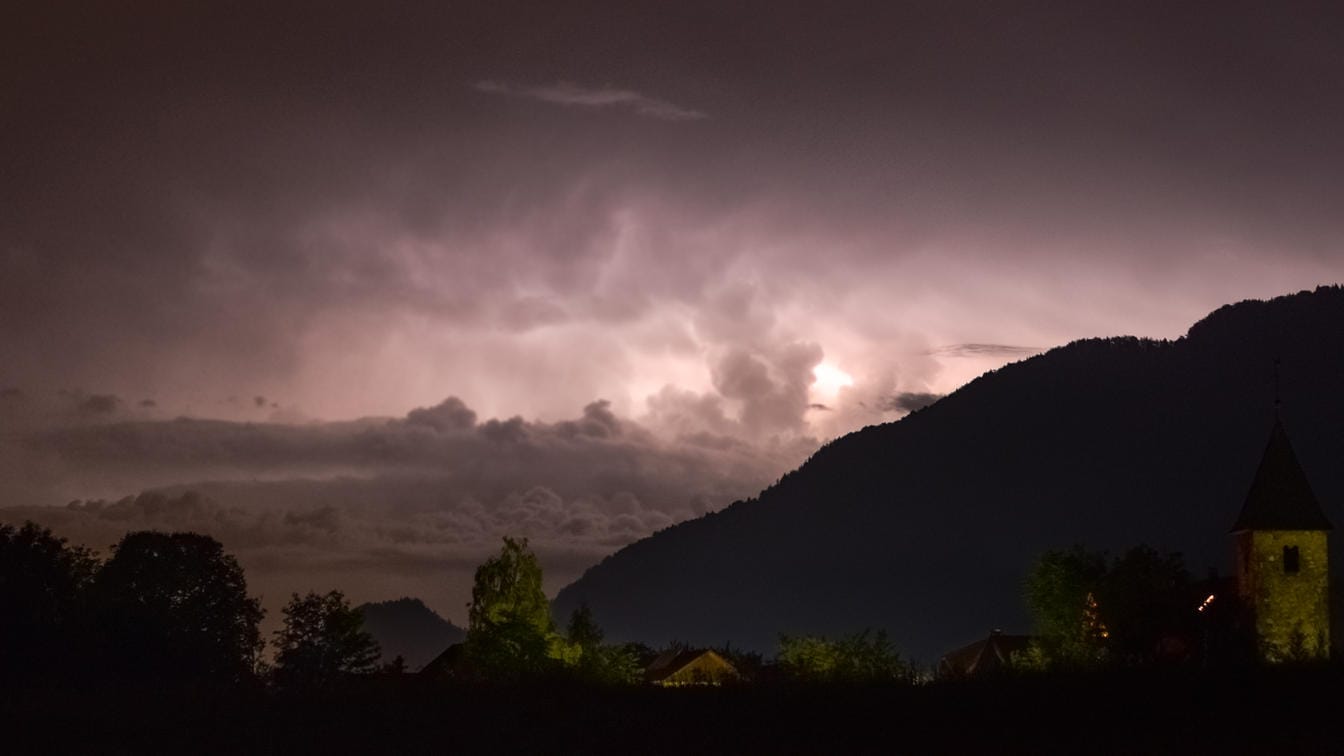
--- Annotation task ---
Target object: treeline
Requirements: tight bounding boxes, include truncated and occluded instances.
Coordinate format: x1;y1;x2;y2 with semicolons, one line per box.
0;521;401;689
1018;544;1254;671
1;523;919;692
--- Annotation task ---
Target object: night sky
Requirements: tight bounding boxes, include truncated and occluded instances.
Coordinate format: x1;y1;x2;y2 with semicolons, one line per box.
3;2;1342;624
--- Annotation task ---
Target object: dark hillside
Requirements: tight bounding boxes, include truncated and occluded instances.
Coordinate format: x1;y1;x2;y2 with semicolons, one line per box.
358;598;465;671
554;286;1344;663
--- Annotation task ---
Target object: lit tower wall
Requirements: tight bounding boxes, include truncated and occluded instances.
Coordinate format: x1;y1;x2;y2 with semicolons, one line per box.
1231;420;1332;662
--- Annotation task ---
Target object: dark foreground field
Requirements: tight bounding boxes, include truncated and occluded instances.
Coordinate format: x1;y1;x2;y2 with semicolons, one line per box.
4;668;1341;754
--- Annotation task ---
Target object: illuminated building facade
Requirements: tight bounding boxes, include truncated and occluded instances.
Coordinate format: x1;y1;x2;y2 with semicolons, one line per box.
644;649;739;686
1231;419;1332;662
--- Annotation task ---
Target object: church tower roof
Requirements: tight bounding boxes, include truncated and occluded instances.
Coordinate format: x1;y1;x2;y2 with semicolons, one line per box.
1231;419;1332;532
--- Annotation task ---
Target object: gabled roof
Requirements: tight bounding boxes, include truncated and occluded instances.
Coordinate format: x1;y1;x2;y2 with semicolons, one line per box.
644;648;738;684
937;630;1033;678
418;642;471;677
1231;419;1332;532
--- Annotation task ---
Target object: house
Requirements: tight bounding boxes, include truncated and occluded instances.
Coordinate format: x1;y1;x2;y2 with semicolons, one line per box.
1230;417;1333;661
644;648;739;686
937;630;1033;678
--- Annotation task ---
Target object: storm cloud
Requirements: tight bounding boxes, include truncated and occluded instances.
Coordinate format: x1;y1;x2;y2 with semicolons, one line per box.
3;2;1344;621
6;2;1342;427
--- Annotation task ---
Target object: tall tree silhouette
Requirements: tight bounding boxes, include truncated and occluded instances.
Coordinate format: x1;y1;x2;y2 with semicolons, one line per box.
273;590;381;687
1099;546;1194;663
0;522;98;684
566;603;642;684
566;603;603;650
91;531;263;682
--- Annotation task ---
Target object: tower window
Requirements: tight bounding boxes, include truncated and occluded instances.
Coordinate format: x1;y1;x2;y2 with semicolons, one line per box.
1283;546;1300;574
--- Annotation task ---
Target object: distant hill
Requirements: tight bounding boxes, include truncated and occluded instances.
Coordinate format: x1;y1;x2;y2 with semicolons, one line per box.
554;285;1344;664
358;598;465;671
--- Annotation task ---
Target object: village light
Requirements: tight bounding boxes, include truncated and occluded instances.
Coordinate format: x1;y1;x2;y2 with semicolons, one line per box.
1083;591;1109;639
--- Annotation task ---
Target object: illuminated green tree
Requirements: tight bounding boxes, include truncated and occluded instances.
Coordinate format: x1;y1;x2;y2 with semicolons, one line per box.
777;635;840;679
466;537;565;678
469;536;551;635
777;629;912;682
1024;546;1109;668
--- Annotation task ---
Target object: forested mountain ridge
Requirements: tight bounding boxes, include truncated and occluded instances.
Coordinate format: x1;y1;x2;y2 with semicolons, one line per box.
553;286;1344;663
357;597;465;671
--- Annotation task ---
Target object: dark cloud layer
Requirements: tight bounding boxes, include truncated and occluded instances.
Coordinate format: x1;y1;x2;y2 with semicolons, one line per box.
0;394;805;624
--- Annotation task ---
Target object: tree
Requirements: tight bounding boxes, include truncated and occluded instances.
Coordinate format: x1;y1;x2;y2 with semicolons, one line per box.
91;531;264;682
715;644;766;682
566;603;603;650
0;522;99;682
1023;546;1109;668
465;537;563;678
777;630;912;683
468;536;551;634
777;635;840;680
1024;544;1194;669
565;604;641;684
1099;546;1193;663
273;590;381;687
581;644;643;685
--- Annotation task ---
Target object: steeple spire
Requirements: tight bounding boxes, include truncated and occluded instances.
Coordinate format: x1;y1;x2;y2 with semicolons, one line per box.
1230;419;1332;532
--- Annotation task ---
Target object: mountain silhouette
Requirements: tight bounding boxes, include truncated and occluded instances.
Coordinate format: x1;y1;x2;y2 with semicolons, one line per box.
357;597;465;671
553;286;1344;663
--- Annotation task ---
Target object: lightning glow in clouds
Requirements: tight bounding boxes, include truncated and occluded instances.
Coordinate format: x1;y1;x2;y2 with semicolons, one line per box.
811;363;855;403
3;1;1343;626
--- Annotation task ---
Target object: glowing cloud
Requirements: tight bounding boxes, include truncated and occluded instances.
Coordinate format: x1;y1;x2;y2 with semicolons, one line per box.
811;362;854;401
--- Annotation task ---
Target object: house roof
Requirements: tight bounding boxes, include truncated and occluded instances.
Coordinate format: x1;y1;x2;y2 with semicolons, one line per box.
1231;419;1332;532
938;630;1033;678
418;642;470;677
644;649;737;684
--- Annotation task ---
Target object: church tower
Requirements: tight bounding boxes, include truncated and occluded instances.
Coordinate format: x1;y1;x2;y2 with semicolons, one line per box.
1231;418;1332;661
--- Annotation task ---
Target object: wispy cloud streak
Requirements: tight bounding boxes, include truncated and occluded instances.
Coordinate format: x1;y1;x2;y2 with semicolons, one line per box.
475;80;708;121
926;344;1043;358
